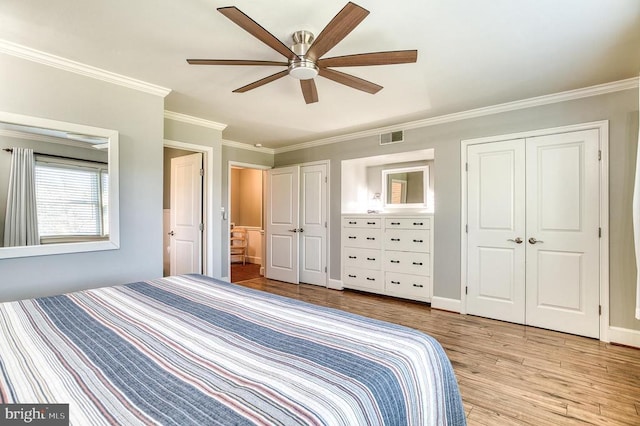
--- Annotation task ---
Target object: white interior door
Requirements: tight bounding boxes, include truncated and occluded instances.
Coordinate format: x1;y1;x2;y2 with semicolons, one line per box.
525;130;600;338
299;164;327;286
467;139;526;324
266;166;299;283
170;153;202;275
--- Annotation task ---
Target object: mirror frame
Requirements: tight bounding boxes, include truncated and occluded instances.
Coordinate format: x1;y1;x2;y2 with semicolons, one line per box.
0;111;119;259
382;165;429;209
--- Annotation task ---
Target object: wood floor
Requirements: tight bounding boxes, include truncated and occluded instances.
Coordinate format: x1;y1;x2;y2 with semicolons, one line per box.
234;277;640;425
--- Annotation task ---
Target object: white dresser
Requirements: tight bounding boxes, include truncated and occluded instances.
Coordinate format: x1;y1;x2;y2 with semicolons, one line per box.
341;214;433;302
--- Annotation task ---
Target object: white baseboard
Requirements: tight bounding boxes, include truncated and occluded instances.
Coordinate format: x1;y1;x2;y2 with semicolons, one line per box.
327;278;344;290
608;326;640;349
220;276;230;283
431;296;462;313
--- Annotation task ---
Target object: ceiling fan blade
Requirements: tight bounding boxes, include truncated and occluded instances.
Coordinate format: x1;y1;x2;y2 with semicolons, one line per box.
233;70;289;93
317;50;418;67
218;6;299;60
319;68;382;94
300;79;319;104
187;59;287;66
305;2;369;61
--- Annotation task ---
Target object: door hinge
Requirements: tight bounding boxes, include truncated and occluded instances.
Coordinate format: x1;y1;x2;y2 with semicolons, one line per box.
324;266;327;273
465;162;468;172
199;223;204;232
465;286;468;295
324;221;327;228
599;227;601;238
465;224;468;233
599;305;602;315
199;168;204;176
324;176;327;183
598;150;601;161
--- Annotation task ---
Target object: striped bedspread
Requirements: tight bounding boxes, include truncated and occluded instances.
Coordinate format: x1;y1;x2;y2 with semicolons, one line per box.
0;274;465;425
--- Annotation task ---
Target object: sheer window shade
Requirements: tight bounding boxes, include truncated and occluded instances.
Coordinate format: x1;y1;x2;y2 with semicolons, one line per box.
35;162;108;237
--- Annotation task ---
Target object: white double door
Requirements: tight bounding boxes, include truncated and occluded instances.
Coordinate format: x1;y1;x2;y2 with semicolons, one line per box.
265;164;327;286
466;130;601;338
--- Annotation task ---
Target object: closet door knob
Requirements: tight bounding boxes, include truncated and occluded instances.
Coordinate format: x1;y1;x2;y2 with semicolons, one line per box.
528;237;543;244
507;237;523;244
168;231;175;236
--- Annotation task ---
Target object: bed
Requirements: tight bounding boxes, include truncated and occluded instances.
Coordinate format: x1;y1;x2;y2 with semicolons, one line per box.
0;274;465;425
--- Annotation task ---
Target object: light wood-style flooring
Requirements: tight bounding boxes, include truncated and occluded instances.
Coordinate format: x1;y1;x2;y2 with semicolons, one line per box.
235;277;640;425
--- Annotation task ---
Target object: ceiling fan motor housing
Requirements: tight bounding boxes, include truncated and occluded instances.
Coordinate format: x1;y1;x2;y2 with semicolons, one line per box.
289;30;318;80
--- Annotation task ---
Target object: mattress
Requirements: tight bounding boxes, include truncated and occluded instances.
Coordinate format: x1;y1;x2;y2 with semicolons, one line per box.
0;274;465;425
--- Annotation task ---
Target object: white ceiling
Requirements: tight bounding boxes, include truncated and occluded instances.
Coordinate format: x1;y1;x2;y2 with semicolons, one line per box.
1;0;638;149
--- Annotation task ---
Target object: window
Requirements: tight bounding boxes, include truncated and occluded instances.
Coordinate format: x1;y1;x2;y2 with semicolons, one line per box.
34;161;109;241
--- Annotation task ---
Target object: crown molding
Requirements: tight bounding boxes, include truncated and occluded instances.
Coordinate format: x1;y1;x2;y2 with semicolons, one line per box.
222;139;275;154
274;76;640;154
164;111;227;131
0;39;171;97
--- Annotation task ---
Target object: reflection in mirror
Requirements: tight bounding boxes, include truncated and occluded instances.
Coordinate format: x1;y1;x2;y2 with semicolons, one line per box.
0;111;119;259
382;166;429;209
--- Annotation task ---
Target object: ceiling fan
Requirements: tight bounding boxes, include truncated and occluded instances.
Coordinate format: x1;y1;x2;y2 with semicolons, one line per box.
187;2;418;104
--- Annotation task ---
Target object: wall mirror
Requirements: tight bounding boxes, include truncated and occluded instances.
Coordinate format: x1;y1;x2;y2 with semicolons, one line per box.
0;111;119;259
382;166;429;209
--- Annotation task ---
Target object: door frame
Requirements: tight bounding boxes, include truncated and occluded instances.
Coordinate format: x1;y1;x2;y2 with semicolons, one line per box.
164;139;214;276
460;120;610;341
227;161;272;279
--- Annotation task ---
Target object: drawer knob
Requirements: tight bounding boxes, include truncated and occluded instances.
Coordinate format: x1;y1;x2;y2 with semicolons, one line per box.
391;238;400;242
390;260;400;264
366;221;376;225
412;262;423;266
413;222;424;226
366;277;375;281
348;274;356;278
412;284;424;288
366;257;376;261
391;222;400;225
348;255;357;259
391;280;400;285
348;221;357;224
413;239;423;243
366;237;376;240
348;236;356;239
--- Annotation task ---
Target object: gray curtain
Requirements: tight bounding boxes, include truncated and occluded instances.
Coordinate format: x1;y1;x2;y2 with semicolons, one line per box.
3;147;39;246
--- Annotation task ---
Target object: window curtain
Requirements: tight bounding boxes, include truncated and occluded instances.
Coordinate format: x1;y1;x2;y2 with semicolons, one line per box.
635;78;640;320
3;147;39;247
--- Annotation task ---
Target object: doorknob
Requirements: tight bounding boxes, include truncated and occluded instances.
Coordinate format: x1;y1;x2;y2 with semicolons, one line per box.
288;228;299;233
168;231;175;236
528;237;543;244
507;237;523;244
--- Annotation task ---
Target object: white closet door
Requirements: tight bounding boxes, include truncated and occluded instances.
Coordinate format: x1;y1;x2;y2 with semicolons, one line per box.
266;166;299;283
299;164;327;286
170;153;202;276
525;129;600;338
466;139;526;324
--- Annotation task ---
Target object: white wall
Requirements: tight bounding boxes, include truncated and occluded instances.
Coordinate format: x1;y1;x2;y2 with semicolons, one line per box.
0;53;165;301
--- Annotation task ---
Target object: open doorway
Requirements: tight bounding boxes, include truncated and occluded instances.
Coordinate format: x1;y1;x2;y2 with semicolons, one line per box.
228;162;270;283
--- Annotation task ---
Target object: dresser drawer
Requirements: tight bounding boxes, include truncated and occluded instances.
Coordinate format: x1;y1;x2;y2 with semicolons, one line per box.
343;267;383;291
342;228;381;249
342;217;381;228
385;251;430;275
343;247;381;270
384;229;430;253
385;217;430;230
385;272;430;301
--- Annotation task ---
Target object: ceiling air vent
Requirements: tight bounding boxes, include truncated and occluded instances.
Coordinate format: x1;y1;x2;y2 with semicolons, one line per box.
380;130;404;145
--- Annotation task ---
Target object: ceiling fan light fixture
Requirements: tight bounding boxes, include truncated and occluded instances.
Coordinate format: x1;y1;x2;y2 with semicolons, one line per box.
288;59;319;80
